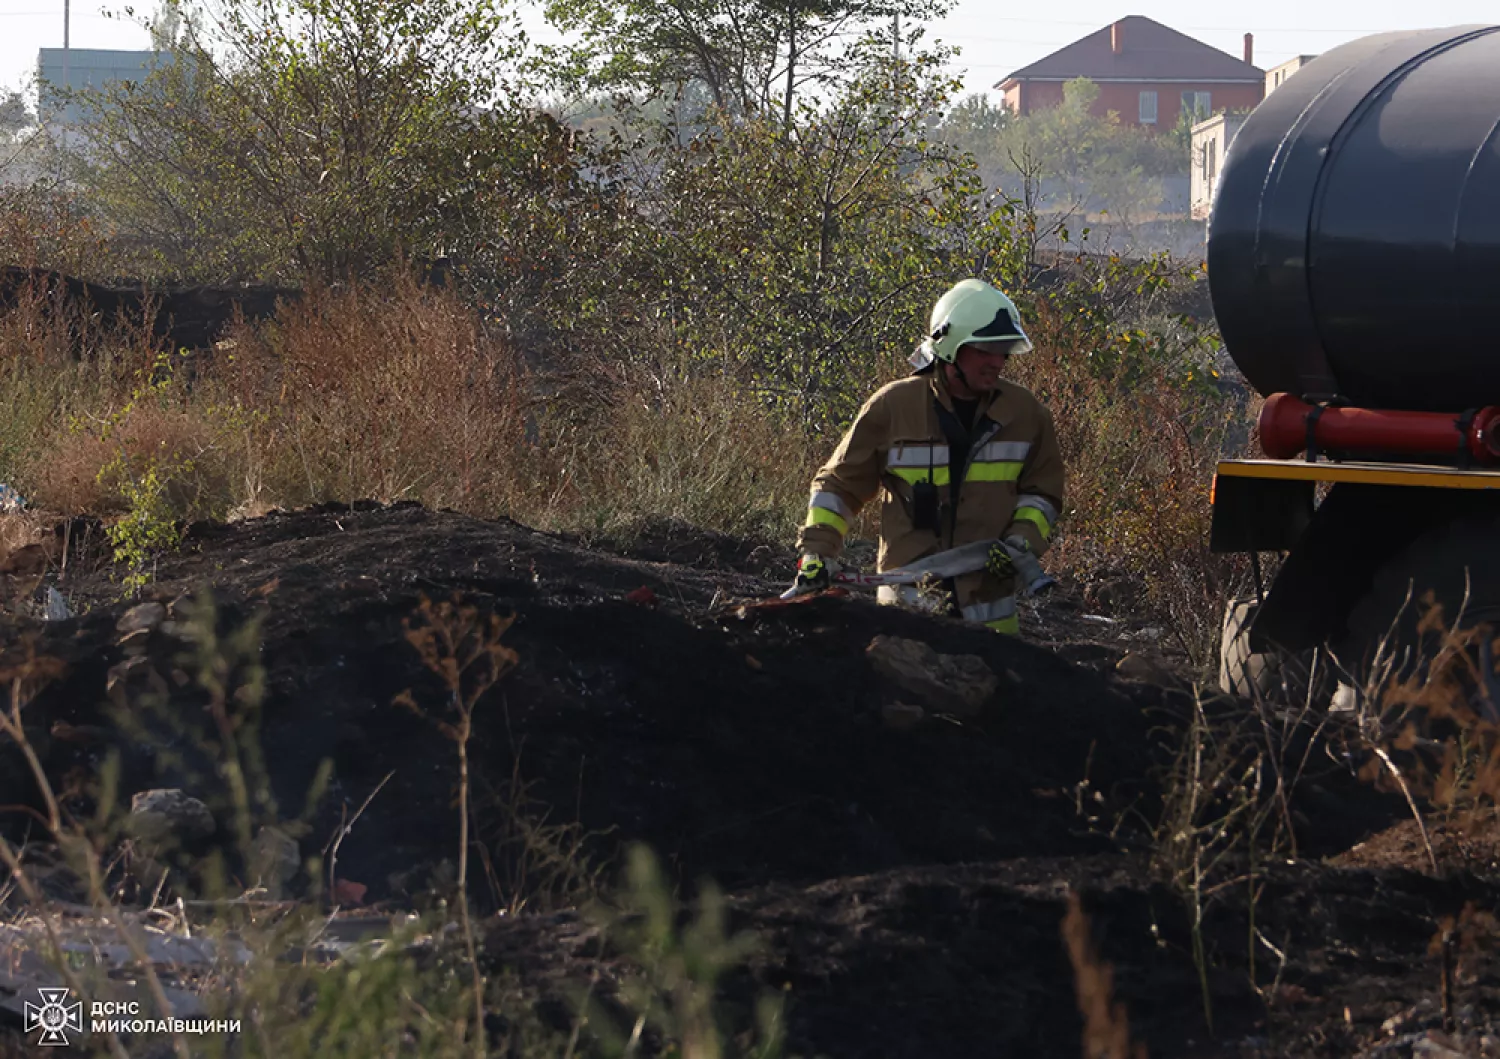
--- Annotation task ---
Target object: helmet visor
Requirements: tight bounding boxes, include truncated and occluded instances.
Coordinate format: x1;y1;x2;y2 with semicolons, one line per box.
971;306;1026;343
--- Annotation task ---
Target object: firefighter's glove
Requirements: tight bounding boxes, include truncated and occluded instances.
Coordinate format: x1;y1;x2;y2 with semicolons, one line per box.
985;538;1021;580
987;537;1056;598
783;553;839;599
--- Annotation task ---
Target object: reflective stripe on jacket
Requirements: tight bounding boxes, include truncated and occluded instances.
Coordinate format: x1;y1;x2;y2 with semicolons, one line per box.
796;367;1065;617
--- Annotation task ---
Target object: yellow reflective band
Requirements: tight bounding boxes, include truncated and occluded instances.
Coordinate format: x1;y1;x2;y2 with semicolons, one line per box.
890;467;952;486
965;461;1024;482
985;616;1020;635
1012;505;1053;540
805;506;849;536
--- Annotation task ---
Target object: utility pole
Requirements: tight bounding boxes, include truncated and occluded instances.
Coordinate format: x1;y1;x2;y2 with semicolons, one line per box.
893;12;900;62
60;0;71;157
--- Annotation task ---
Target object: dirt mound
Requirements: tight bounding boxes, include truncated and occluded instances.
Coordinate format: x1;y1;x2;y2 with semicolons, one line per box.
482;854;1500;1058
572;514;797;579
6;501;1183;901
1333;815;1500;876
2;500;1492;1058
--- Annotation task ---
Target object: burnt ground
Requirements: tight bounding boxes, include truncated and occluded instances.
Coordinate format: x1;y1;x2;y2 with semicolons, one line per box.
1;501;1498;1058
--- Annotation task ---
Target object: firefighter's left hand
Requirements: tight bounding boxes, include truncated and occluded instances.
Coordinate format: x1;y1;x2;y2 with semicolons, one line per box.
986;538;1022;579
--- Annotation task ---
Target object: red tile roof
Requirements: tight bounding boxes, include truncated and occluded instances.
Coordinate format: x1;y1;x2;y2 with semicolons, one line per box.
997;15;1263;86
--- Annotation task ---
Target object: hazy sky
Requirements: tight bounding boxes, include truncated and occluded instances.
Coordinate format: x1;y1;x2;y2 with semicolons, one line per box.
0;0;1495;103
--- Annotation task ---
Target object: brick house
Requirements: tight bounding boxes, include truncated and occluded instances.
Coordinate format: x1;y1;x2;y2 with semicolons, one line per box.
996;16;1264;131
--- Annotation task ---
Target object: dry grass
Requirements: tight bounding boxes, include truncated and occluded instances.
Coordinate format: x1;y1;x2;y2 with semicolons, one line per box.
546;360;823;542
1338;595;1500;874
218;277;543;515
1008;300;1254;669
0;276;821;552
0;261;1243;645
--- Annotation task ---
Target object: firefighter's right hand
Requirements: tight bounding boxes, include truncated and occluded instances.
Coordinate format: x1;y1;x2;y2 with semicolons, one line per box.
782;553;840;599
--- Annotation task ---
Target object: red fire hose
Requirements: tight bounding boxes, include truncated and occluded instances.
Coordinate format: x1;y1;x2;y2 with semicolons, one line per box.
1258;393;1500;464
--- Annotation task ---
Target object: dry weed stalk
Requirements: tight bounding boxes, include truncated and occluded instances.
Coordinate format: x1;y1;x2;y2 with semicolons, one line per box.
0;636;190;1059
1150;669;1329;1033
1061;891;1147;1059
395;591;520;1058
1428;902;1498;1034
1342;588;1500;873
476;753;608;916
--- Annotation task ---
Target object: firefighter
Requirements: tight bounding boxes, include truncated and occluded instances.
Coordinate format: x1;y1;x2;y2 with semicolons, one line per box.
785;278;1065;634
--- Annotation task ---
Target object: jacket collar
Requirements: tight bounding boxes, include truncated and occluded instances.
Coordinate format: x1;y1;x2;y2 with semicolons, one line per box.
930;365;1006;421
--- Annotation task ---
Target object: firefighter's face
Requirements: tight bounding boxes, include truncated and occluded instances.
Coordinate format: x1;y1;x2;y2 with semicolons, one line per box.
954;343;1012;390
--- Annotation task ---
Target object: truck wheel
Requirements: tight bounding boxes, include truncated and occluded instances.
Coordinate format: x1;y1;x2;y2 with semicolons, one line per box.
1220;595;1335;705
1220;596;1278;697
1335;514;1500;698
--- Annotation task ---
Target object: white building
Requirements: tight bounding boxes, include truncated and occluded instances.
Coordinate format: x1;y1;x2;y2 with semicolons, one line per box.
1187;53;1319;224
37;48;163;127
1265;55;1318;97
1189;111;1245;221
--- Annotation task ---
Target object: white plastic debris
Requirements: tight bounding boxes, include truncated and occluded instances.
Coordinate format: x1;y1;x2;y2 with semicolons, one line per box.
43;587;72;622
0;483;23;513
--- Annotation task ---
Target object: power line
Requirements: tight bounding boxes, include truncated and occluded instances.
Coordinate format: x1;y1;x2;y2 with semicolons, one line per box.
950;32;1378;47
931;15;1432;34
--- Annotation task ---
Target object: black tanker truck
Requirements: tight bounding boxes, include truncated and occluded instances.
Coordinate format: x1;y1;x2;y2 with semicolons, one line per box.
1206;23;1500;694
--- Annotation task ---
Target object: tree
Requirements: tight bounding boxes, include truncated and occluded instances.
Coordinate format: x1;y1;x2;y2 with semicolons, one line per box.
0;90;34;138
934;92;1010;165
147;0;188;49
68;0;579;283
587;54;1024;428
542;0;955;132
986;78;1186;244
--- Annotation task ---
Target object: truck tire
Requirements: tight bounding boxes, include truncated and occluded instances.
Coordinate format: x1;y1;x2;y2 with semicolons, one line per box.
1220;596;1278;697
1335;513;1500;696
1220;595;1335;705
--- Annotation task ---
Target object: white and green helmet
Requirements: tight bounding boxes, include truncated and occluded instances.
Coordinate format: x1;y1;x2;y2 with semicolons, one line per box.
911;278;1033;369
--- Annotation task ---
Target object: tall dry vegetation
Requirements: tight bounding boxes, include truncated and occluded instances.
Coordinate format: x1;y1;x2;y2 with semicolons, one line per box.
0;253;1247;653
0;274;824;545
1009;255;1251;666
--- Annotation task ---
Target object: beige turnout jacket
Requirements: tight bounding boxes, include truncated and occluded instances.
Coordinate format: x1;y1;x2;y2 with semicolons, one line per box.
796;367;1065;626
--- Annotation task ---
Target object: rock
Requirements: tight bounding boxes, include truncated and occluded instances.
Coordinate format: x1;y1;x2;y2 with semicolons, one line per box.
250;826;301;898
42;587;71;622
0;543;48;576
866;636;998;718
331;878;367;906
129;789;216;845
1413;1034;1470;1059
1330;681;1360;713
116;601;166;637
106;655;152;692
1115;653;1172;685
880;702;926;731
